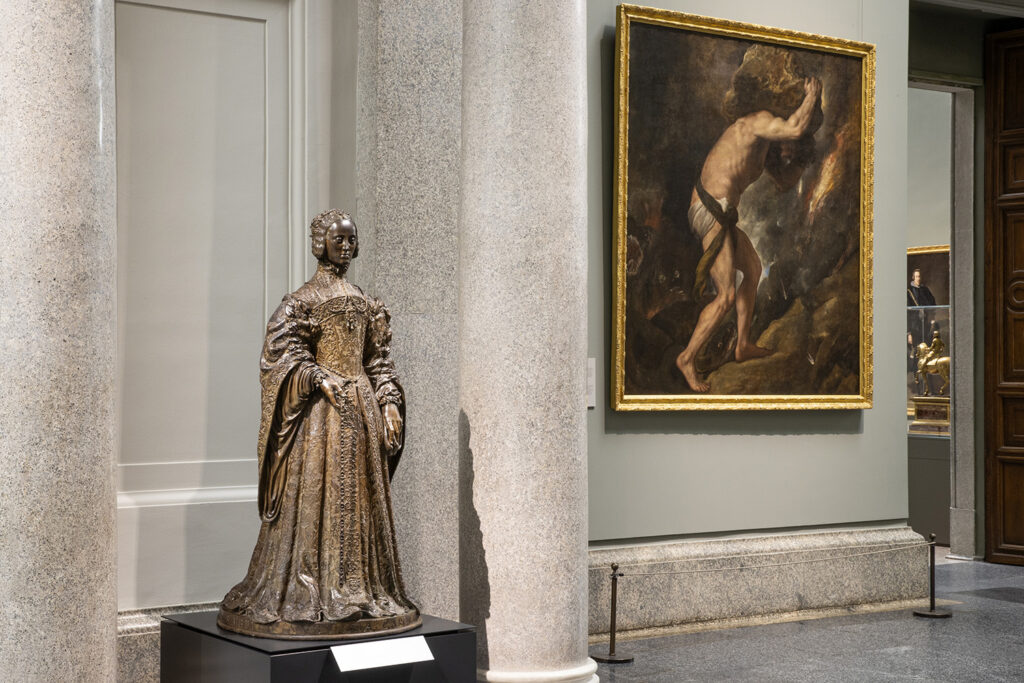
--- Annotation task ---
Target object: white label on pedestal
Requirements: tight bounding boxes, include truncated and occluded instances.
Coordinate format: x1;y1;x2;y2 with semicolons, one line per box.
331;635;433;672
587;357;596;409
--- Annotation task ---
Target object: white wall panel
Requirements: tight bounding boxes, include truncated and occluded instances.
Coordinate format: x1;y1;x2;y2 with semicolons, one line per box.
908;88;953;247
115;0;293;609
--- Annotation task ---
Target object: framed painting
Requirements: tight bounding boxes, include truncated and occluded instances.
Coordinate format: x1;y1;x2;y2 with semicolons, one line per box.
611;4;875;410
905;244;950;416
906;245;950;307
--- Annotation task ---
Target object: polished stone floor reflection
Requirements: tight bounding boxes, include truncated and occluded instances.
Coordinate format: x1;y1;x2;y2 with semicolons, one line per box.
590;557;1024;682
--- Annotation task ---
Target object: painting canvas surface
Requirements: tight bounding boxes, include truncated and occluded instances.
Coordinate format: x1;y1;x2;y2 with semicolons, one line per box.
906;250;950;307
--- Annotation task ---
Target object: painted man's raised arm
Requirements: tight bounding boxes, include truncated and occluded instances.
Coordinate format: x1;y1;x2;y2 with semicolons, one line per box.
750;77;822;141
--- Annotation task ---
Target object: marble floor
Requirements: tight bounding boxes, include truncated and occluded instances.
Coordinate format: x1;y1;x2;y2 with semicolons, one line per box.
590;554;1024;682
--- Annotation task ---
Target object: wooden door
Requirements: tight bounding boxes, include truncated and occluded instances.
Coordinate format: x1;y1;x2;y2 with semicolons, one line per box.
985;28;1024;565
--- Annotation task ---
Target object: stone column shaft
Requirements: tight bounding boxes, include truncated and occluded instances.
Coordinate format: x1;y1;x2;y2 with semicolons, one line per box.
459;1;593;681
356;0;463;619
0;1;117;680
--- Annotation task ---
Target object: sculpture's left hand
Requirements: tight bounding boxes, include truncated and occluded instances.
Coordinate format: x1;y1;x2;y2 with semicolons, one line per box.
382;403;403;452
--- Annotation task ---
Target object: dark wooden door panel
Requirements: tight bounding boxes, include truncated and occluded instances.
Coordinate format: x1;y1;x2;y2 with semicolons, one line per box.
1001;397;1024;447
1001;209;1024;276
1003;144;1024;196
1007;279;1024;309
1003;316;1024;383
987;28;1024;564
1000;459;1024;547
999;42;1024;132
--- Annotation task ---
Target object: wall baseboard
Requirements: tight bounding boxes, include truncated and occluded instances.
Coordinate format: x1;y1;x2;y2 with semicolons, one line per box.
588;526;928;635
118;527;928;679
117;603;218;683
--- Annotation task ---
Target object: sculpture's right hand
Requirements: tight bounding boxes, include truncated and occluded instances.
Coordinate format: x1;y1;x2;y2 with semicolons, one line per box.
321;376;346;410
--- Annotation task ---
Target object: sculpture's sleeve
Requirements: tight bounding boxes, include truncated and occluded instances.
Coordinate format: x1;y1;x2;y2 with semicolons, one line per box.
261;297;324;399
364;298;403;409
257;295;322;521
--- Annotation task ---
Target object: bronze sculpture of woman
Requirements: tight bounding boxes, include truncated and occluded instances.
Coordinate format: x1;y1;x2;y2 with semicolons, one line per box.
218;210;420;639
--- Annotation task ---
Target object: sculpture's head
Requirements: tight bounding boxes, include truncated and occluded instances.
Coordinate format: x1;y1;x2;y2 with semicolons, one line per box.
310;209;359;269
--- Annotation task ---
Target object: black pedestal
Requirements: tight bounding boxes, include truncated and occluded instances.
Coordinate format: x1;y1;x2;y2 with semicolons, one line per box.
160;611;476;683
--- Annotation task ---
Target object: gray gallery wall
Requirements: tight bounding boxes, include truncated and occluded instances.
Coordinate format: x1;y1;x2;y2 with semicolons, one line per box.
905;4;990;556
586;0;912;542
908;2;989;79
904;85;953;546
907;88;952;248
907;2;1006;559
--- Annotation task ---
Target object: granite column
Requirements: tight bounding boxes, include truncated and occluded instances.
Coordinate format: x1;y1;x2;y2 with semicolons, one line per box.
458;1;594;681
356;0;463;619
0;1;118;680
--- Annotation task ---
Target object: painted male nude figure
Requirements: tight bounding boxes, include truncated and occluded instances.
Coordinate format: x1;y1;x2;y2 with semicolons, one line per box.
676;46;823;392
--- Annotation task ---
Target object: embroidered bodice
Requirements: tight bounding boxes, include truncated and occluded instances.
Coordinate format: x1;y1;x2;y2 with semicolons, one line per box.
312;295;370;378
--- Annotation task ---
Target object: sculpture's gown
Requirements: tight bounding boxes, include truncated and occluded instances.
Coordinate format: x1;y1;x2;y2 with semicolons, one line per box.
218;266;419;639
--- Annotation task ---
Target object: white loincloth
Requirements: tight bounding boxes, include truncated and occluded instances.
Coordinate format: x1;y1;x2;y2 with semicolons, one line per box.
688;195;732;241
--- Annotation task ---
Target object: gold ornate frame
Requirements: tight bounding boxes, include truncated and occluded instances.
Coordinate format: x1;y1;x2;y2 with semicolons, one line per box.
612;4;876;410
907;244;950;256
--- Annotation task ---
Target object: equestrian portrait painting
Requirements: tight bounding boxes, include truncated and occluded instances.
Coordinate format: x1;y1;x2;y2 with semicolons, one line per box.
611;5;875;410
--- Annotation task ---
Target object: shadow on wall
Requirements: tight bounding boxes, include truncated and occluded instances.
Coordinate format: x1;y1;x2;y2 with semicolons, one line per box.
458;410;490;670
604;408;864;436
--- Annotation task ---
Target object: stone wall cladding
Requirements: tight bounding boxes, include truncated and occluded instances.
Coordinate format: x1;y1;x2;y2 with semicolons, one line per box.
589;527;929;635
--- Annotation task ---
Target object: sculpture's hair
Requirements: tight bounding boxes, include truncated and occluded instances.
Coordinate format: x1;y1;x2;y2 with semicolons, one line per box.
310;209;358;260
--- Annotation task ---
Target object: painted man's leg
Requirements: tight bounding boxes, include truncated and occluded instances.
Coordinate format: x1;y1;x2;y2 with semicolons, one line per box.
733;228;771;362
676;227;736;392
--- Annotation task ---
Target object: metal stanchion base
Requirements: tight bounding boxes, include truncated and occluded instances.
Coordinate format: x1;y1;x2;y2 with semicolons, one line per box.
593;652;634;664
913;608;952;618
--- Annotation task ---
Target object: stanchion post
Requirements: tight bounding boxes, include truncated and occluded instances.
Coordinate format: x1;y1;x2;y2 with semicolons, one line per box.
913;533;951;619
593;563;634;664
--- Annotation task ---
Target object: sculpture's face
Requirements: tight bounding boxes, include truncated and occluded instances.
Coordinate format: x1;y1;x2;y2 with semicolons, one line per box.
325;218;357;267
